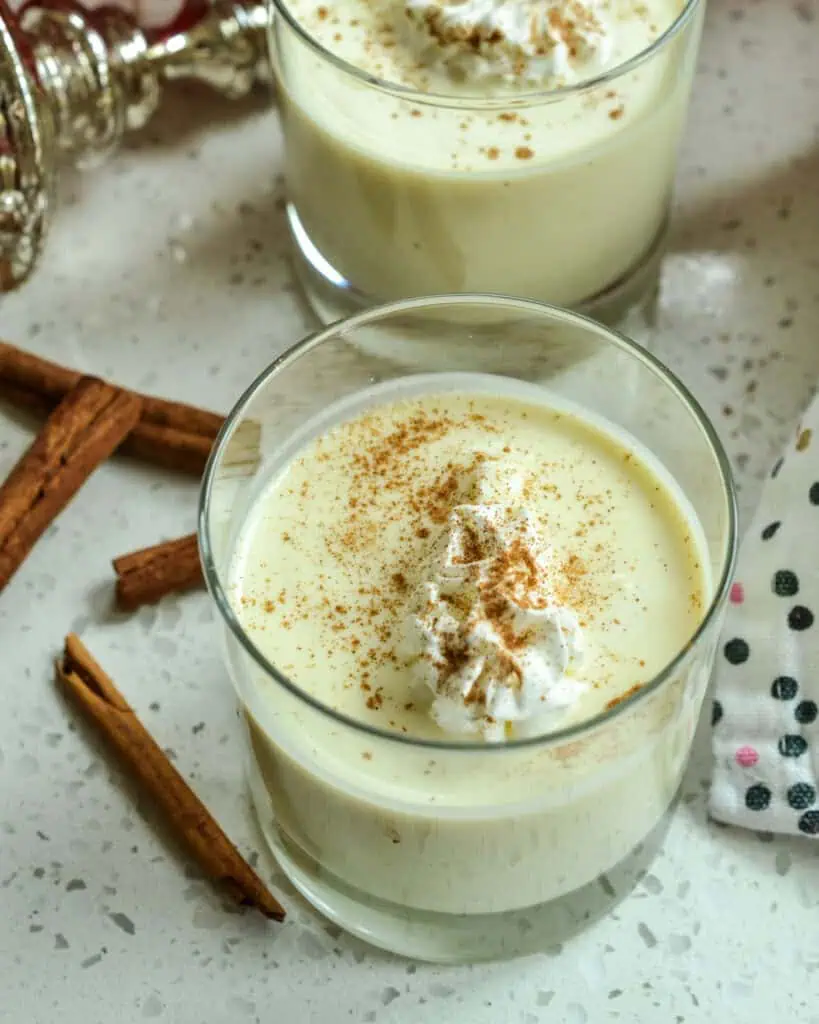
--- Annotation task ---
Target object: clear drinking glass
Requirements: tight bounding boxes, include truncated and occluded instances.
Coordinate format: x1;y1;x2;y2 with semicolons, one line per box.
269;0;705;326
199;295;736;963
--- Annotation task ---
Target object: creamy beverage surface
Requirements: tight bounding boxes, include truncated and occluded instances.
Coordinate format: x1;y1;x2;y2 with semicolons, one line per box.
228;374;719;918
231;376;708;745
291;0;681;92
274;0;700;310
280;0;686;171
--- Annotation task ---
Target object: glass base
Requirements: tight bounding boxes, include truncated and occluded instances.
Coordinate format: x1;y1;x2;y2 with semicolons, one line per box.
286;202;665;334
247;755;675;964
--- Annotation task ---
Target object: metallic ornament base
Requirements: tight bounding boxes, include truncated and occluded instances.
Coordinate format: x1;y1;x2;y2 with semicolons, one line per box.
0;0;270;290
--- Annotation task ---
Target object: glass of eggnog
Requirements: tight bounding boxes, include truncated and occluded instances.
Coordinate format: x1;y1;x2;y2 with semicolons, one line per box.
269;0;705;325
199;294;736;962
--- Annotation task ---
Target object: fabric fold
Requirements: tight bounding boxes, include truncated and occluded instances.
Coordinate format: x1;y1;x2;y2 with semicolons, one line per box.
710;399;819;837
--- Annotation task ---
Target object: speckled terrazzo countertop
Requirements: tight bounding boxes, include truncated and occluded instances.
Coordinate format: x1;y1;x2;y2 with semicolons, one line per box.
1;2;818;1021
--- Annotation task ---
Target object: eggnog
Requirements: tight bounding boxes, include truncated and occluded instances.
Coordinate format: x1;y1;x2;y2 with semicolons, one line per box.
228;374;713;918
271;0;704;317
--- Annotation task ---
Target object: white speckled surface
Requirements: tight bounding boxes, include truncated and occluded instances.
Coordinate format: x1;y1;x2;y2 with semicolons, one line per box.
1;2;819;1021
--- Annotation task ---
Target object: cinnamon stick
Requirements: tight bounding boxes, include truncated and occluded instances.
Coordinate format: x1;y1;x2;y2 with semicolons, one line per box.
0;341;224;435
0;380;53;418
114;533;204;611
0;342;78;402
0;378;215;475
0;377;142;593
56;634;285;922
120;424;213;477
0;341;224;475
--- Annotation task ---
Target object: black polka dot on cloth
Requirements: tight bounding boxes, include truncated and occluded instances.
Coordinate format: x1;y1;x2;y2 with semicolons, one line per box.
723;638;750;665
795;700;818;725
771;676;799;700
773;569;799;597
712;428;819;840
787;783;816;810
788;605;815;631
778;734;809;757
745;783;772;811
761;521;781;540
798;810;819;835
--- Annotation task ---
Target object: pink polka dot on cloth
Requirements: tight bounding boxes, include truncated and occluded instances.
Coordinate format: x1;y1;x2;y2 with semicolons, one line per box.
730;582;745;605
735;746;759;768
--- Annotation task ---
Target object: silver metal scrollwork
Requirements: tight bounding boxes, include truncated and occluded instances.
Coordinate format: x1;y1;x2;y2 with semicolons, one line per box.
0;0;270;289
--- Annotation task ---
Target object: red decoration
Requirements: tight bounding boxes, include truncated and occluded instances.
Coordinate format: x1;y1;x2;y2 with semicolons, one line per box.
9;0;208;34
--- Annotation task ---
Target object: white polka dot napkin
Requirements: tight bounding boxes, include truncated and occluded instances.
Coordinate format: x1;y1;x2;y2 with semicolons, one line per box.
710;402;819;838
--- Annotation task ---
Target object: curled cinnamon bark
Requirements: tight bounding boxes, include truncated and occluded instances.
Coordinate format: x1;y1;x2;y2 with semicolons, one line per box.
0;341;224;475
57;634;285;921
0;377;142;593
113;533;204;611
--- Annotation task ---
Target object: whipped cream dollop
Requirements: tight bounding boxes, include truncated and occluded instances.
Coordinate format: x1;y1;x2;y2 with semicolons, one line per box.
402;0;614;87
401;464;586;742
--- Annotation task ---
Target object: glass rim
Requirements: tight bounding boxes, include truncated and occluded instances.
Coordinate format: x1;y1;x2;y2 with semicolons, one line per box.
198;292;738;754
268;0;702;107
